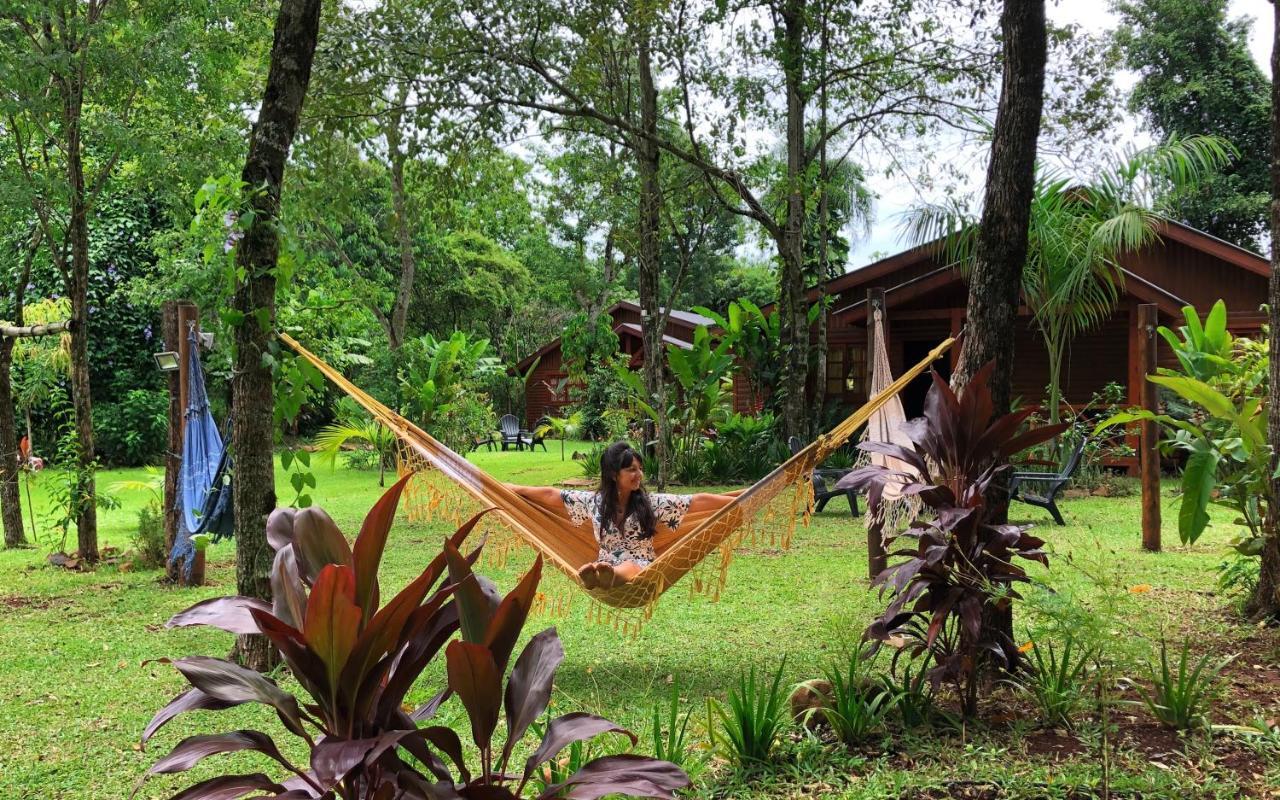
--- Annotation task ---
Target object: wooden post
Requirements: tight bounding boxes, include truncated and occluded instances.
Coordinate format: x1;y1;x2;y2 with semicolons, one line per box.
867;287;887;579
1138;303;1161;552
164;301;198;581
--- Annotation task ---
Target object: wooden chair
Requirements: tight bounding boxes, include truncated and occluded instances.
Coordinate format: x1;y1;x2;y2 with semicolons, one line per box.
526;416;550;452
499;414;526;451
788;436;860;516
1009;434;1088;526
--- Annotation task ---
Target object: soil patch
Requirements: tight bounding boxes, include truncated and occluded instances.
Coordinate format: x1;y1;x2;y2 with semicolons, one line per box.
0;593;54;610
1022;728;1086;760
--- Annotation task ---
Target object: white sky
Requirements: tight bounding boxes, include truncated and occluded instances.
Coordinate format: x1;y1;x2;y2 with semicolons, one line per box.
844;0;1276;264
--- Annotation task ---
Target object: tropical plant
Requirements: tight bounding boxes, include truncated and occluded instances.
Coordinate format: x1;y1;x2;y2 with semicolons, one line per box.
1131;637;1234;731
814;648;897;746
1014;634;1098;729
110;468;166;568
1096;306;1269;547
713;661;788;766
650;679;700;776
906;136;1234;421
141;476;688;799
399;330;502;436
536;411;583;461
315;397;397;486
694;299;783;414
882;661;934;729
837;363;1066;717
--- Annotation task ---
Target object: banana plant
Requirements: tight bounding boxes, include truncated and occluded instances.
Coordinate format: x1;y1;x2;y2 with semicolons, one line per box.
1156;300;1239;383
1097;373;1269;547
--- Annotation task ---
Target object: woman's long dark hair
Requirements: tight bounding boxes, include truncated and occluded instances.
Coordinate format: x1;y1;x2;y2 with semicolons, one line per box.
597;442;657;539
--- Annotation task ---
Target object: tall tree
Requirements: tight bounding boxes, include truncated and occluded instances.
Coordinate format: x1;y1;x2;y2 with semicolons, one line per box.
0;227;42;548
1114;0;1271;250
950;0;1047;668
1255;0;1280;622
429;0;991;440
230;0;323;671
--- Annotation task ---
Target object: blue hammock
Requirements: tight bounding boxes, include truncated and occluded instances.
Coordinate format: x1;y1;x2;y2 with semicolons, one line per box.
170;330;234;575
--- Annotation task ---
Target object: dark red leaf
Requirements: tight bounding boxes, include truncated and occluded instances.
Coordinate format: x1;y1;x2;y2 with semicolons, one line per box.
304;564;362;695
523;713;635;779
167;596;272;636
143;730;295;778
502;627;563;767
172;656;307;738
446;641;502;749
266;507;297;553
351;474;414;624
270;546;309;630
444;539;495;644
484;556;542;673
540;754;689;800
249;609;328;700
415;725;469;785
292;507;353;583
168;772;287;800
310;730;417;788
141;688;234;746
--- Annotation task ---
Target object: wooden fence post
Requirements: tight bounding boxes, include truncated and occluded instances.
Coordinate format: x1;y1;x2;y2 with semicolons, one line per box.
164;301;198;581
1138;303;1161;552
867;287;887;579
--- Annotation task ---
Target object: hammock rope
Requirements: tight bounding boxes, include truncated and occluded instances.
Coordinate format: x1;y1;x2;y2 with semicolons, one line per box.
856;307;923;531
280;332;955;622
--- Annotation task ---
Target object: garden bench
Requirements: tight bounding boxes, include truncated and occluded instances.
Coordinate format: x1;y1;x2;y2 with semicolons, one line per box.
1009;434;1088;526
788;436;860;516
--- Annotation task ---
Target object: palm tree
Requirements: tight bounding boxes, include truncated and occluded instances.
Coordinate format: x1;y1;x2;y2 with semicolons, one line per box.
314;398;397;486
905;135;1234;421
536;411;584;461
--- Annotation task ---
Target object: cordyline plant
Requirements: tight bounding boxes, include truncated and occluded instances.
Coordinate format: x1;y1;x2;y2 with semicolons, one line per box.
136;474;689;799
837;364;1065;718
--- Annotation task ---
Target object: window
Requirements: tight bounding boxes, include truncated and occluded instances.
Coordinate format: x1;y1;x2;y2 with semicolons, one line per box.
825;345;867;398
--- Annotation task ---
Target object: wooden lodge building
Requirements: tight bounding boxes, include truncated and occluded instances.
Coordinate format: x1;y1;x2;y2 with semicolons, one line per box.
732;220;1268;470
515;301;716;427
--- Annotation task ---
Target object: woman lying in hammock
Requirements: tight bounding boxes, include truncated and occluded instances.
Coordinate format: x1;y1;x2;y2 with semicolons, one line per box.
507;441;739;589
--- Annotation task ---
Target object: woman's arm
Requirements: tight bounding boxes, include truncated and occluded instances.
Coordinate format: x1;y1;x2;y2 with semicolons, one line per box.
504;484;565;506
687;492;739;514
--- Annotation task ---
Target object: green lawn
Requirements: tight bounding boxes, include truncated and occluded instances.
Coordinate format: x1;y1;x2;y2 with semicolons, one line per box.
1;444;1277;799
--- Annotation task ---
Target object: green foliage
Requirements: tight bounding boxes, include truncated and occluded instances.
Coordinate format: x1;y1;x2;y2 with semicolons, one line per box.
43;397;118;553
579;443;605;480
93;389;169;467
279;448;314;509
313;397;396;485
1014;634;1098;729
700;413;787;483
1114;0;1271;250
1132;638;1233;731
882;661;934;729
650;679;700;777
694;299;782;414
815;648;897;746
569;354;630;442
561;312;620;380
131;499;166;569
1096;303;1270;547
713;661;788;766
399;331;500;452
537;411;584;461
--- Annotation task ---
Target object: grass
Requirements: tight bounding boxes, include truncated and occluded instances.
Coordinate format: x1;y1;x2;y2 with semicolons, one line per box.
1;445;1276;799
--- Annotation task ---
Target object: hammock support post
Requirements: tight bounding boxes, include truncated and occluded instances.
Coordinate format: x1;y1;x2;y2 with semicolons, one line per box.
1137;303;1161;552
162;300;200;583
866;287;888;578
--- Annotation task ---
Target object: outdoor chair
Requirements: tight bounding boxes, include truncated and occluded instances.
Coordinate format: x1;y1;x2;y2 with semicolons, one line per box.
470;433;496;453
526;416;550;452
1009;434;1088;526
499;414;527;451
788;435;860;516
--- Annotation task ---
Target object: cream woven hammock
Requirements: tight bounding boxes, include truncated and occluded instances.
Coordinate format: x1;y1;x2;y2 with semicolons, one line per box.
858;307;923;529
281;332;955;624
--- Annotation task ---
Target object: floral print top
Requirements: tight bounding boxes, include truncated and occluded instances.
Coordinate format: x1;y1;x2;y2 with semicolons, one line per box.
560;490;692;567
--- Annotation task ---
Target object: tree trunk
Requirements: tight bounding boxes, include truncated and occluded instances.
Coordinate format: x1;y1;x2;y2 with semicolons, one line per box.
65;76;98;563
778;0;809;441
1249;0;1280;621
812;11;831;436
230;0;324;671
636;22;669;488
0;339;23;548
951;0;1047;667
384;96;415;351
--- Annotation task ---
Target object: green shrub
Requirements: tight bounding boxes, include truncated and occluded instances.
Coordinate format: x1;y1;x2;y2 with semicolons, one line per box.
93;388;169;466
818;648;897;746
131;500;166;569
713;661;788;766
580;442;606;479
1014;634;1097;729
651;679;701;777
883;660;934;729
1133;637;1233;731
